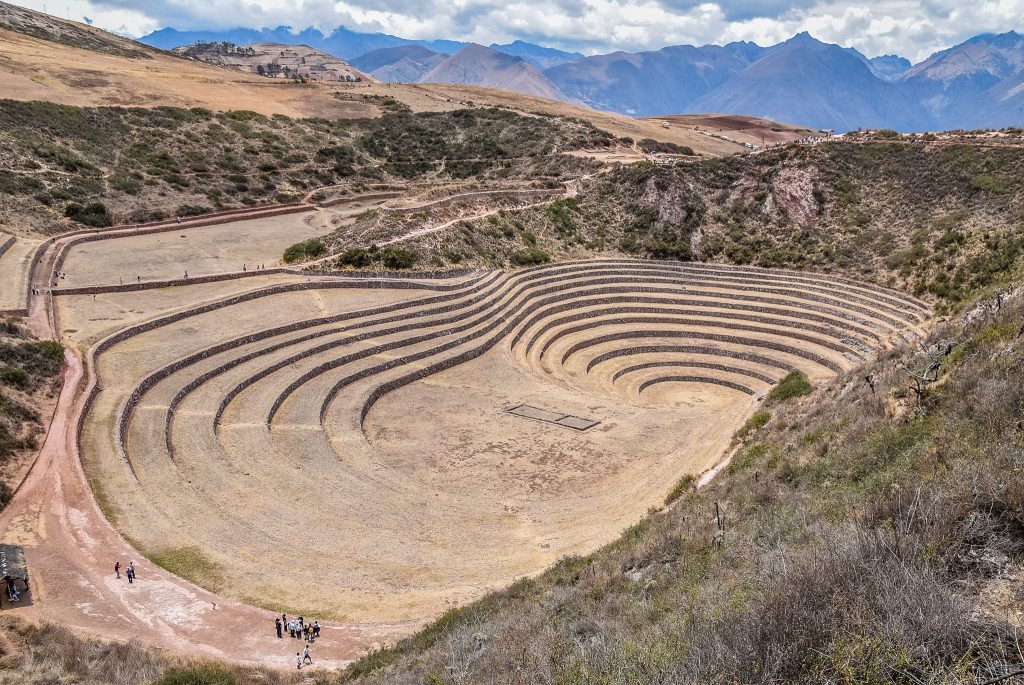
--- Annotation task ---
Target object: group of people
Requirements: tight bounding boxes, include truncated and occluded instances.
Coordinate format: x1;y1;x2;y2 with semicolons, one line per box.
276;614;320;642
114;560;137;583
275;614;318;669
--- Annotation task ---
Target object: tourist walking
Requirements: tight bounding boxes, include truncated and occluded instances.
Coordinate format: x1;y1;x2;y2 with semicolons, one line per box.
303;644;313;665
296;652;302;670
313;621;320;640
126;561;135;584
275;617;282;638
114;561;120;579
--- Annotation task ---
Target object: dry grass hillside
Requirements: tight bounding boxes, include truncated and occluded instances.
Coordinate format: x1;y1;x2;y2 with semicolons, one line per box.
0;1;375;120
0;1;778;156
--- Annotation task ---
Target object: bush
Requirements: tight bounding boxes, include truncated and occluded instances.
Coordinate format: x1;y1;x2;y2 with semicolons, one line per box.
34;340;64;366
0;366;29;390
64;200;112;227
638;138;695;155
647;239;692;261
970;174;1008;194
282;238;326;264
381;247;417;270
766;370;812;404
510;248;551;266
154;664;237;685
337;248;373;268
736;410;771;440
664;473;697;504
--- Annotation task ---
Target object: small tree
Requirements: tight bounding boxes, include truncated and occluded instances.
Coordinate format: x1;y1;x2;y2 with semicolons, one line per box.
903;340;957;410
64;201;112;227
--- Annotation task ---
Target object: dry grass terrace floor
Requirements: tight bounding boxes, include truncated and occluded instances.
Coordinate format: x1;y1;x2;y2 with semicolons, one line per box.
58;208;382;286
0;235;41;311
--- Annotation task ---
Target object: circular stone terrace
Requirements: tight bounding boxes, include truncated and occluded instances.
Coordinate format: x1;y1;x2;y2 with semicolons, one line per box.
77;257;927;622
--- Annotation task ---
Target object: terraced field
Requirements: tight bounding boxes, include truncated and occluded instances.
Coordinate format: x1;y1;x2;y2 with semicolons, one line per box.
67;257;928;622
0;233;42;314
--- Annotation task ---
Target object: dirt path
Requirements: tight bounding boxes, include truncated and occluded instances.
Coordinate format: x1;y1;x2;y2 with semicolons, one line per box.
371;186;571;247
375;197;558;246
2;235;416;669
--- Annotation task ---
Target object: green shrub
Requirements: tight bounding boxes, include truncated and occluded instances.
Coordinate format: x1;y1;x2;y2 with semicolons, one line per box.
766;370;812;404
970;174;1008;194
64;201;112;227
337;248;373;268
381;247;417;270
153;664;237;685
510;248;551;266
282;238;326;264
637;138;695;155
664;473;697;504
736;410;771;440
728;442;774;473
647;239;692;261
0;366;29;390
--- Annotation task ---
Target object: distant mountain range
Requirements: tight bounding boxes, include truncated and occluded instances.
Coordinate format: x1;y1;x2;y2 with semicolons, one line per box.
140;26;1024;132
416;44;570;102
140;26;465;60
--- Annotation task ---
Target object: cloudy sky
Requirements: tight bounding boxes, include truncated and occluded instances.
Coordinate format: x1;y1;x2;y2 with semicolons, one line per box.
11;0;1024;62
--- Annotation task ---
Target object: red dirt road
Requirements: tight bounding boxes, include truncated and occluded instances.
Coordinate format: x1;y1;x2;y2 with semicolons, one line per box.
1;237;416;667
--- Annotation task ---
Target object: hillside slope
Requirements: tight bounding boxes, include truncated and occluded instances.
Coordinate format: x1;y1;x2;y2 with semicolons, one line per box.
362;138;1024;310
0;2;746;156
0;100;607;233
0;1;377;119
418;44;572;103
351;45;445;82
174;42;373;83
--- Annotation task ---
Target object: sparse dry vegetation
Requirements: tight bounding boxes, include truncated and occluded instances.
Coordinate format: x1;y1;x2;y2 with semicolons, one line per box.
0;322;61;507
0;616;337;685
0;101;608;233
396;142;1024;307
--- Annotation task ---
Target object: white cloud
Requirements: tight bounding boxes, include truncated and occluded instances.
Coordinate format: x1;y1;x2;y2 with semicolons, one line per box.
8;0;1024;62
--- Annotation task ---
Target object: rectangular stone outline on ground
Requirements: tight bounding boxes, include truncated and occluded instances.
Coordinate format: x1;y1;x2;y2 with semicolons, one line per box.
505;403;600;431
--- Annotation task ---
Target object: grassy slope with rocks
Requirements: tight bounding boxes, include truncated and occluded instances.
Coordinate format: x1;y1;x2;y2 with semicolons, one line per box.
0;100;609;233
395;141;1024;310
339;289;1024;685
0;320;62;507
